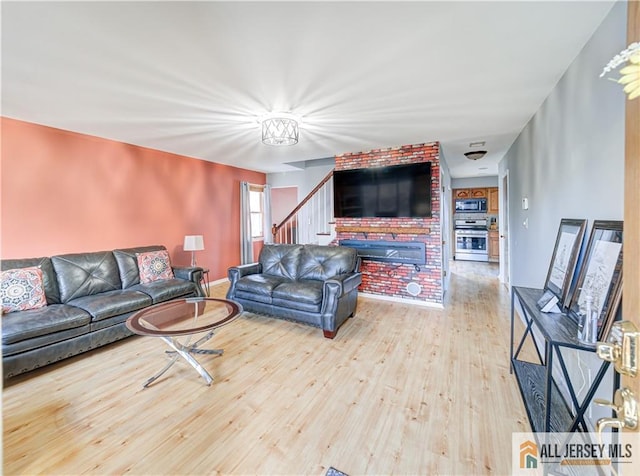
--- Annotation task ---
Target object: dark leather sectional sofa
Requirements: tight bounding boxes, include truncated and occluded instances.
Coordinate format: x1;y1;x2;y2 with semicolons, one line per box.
227;244;362;338
1;245;204;379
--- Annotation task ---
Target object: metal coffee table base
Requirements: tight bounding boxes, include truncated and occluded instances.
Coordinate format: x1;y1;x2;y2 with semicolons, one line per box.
144;330;222;387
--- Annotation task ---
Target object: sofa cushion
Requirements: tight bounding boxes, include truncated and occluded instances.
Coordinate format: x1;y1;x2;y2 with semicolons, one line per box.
272;280;323;305
259;244;303;280
131;279;195;304
1;304;91;345
52;251;122;303
271;297;322;314
113;245;167;289
234;290;273;305
1;257;61;304
68;290;153;322
137;250;174;283
236;274;288;297
2;324;91;358
1;267;48;313
297;245;357;281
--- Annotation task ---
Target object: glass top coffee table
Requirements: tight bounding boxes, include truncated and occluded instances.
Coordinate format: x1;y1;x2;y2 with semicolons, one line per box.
126;297;242;387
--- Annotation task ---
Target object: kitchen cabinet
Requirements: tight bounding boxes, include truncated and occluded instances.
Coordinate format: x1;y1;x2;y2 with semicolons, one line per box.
488;187;499;214
453;188;487;199
488;230;499;261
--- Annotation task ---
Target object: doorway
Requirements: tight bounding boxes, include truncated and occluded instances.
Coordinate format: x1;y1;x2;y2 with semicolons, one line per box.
499;171;510;288
440;170;451;293
271;186;299;243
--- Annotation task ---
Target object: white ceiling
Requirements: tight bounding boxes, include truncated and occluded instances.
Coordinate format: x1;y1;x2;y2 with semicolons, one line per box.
2;1;615;177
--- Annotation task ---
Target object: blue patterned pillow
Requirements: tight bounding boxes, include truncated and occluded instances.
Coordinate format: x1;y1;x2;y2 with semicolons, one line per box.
1;266;48;313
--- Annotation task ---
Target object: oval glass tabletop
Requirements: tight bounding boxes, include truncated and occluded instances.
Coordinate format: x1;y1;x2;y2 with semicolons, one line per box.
126;298;242;337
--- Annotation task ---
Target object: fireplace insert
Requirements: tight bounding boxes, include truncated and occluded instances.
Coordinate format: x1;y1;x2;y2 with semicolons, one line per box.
339;240;426;266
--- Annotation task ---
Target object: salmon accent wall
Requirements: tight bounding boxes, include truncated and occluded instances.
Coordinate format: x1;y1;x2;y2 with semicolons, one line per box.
0;117;265;281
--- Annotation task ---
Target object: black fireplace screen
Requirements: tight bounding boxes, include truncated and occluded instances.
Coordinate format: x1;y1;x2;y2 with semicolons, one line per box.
339;240;426;265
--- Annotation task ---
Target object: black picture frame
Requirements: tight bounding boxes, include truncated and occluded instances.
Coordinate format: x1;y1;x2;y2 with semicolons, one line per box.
543;218;587;308
568;220;623;339
600;278;623;341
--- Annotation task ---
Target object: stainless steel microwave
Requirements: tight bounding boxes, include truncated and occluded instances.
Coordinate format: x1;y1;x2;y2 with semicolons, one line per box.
455;198;487;213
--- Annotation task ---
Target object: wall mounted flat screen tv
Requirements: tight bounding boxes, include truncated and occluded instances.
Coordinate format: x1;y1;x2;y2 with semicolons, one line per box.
333;162;432;218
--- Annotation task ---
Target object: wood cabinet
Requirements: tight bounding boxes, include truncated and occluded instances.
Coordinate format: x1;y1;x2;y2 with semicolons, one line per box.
470;188;487;198
488;187;499;214
453;188;487;199
488;230;499;261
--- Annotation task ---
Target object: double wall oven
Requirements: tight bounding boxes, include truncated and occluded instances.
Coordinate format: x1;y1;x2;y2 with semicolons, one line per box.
454;219;488;262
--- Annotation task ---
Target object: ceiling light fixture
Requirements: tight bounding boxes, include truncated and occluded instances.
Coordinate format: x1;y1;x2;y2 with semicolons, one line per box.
464;150;487;161
261;114;299;146
469;141;486;148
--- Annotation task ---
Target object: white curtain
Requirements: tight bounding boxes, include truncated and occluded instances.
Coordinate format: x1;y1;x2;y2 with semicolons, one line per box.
240;181;253;264
263;184;273;244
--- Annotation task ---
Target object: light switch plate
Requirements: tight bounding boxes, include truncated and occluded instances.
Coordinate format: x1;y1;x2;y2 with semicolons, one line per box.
522;197;529;210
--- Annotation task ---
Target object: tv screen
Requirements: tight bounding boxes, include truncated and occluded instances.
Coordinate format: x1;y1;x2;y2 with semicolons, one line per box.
333;162;432;218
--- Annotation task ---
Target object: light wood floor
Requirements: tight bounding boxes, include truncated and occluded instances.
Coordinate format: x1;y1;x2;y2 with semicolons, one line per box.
3;261;530;475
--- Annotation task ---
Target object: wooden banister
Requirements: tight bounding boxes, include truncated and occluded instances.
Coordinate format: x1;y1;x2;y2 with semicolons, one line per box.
272;170;334;239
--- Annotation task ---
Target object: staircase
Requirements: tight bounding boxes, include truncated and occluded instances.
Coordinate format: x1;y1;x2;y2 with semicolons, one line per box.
272;170;336;245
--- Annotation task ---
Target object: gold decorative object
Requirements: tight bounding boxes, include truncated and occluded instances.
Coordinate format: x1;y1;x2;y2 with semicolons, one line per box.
601;42;640;100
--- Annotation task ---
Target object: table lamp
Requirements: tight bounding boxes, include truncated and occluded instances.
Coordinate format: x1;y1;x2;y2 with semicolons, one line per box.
183;235;204;267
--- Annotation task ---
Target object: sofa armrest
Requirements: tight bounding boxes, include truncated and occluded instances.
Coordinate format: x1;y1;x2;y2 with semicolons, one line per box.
172;266;205;297
226;262;262;299
173;266;202;281
228;262;261;280
321;272;362;336
323;272;362;297
321;272;362;313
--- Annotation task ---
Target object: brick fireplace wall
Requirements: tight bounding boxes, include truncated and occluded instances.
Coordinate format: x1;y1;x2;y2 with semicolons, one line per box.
334;142;442;304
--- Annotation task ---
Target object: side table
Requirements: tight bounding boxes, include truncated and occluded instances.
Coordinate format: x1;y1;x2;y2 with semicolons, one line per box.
201;268;210;296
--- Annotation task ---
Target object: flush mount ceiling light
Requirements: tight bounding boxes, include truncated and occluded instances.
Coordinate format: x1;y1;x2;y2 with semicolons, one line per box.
261;114;299;146
464;150;487;161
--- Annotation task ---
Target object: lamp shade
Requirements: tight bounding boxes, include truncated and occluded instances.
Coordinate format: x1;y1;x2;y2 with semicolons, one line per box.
183;235;205;251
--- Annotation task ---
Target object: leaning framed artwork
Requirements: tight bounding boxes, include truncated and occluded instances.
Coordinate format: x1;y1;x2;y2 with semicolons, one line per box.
542;218;587;308
568;220;623;339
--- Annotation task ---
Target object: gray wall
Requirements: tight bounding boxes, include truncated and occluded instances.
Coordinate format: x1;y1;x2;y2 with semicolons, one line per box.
268;160;335;200
501;1;626;290
501;1;626;426
451;176;498;189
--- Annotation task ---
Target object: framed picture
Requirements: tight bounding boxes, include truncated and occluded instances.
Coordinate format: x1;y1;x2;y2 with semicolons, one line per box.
599;278;623;341
568;220;623;339
543;218;587;308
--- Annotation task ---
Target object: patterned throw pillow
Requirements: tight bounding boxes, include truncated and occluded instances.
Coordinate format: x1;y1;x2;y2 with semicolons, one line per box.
137;250;175;284
1;266;48;314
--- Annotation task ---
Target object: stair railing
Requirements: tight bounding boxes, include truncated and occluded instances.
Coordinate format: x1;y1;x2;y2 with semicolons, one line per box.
272;170;334;244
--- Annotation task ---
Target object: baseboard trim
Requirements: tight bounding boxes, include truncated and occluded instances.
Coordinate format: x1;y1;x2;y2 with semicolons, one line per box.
358;292;444;309
207;277;229;287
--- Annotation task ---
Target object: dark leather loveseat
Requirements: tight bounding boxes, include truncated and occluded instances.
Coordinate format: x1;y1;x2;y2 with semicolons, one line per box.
1;245;204;379
227;244;362;338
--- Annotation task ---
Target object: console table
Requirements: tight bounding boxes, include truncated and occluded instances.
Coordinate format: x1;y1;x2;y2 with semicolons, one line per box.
510;286;617;433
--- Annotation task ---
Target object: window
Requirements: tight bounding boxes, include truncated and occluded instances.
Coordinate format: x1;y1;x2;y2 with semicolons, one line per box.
249;186;264;239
